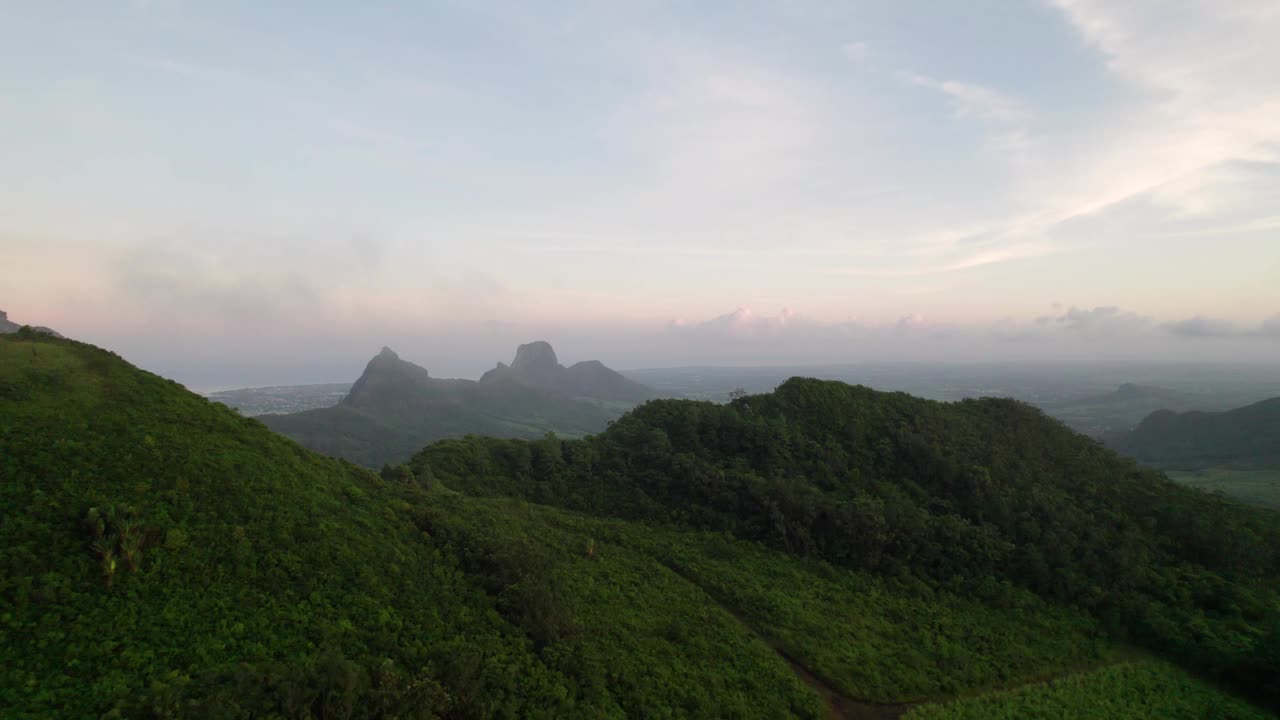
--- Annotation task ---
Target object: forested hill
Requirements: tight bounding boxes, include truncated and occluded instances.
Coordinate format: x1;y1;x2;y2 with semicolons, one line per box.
3;331;1278;717
260;343;652;467
415;378;1280;710
1;331;565;717
0;330;828;718
1106;396;1280;469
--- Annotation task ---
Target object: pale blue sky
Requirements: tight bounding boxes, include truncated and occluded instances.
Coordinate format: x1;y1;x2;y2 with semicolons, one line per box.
2;1;1279;386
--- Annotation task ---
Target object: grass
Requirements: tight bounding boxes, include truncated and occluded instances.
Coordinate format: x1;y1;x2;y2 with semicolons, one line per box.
5;332;1272;717
425;494;1114;705
420;494;826;719
1166;469;1280;509
649;538;1110;703
1;332;823;718
902;659;1276;719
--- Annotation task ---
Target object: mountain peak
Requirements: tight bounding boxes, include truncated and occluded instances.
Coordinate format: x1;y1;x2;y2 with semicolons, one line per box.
511;341;559;373
476;340;655;403
342;346;431;410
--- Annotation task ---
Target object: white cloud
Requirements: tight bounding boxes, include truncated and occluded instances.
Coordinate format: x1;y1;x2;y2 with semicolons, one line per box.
668;306;805;339
903;73;1030;124
1162;315;1280;339
651;303;1280;366
881;1;1280;279
1163;316;1236;338
1036;306;1152;335
1033;0;1280;217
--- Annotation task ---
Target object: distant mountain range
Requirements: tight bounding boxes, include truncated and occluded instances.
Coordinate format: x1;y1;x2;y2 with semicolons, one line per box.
1036;382;1221;436
1106;396;1280;470
0;309;61;338
1071;382;1194;408
260;342;656;466
480;340;655;403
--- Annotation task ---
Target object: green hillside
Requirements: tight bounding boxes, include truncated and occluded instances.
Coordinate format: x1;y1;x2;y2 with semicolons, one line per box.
1;332;851;718
1166;469;1280;509
414;379;1280;711
905;659;1273;720
2;331;1276;718
1107;397;1280;470
0;332;559;717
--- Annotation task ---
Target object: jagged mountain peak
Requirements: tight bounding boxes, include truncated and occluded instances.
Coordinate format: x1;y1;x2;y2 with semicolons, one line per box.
342;346;432;410
511;341;561;373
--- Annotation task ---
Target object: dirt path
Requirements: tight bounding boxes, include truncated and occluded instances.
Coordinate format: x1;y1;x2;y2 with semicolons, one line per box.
658;558;1135;720
774;645;909;720
659;560;909;720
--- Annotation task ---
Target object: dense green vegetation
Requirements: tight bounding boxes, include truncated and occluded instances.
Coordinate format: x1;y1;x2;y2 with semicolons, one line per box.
1107;397;1280;470
903;660;1274;720
1;333;570;718
1167;469;1280;509
417;495;824;719
421;494;1110;706
0;333;803;712
262;345;649;467
3;331;1277;717
414;380;1280;711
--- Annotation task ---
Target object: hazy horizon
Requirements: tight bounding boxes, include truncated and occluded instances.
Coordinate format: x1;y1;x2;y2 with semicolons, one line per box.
4;1;1278;389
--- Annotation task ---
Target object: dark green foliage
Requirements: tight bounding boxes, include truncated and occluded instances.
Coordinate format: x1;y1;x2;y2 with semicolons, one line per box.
419;494;1115;712
379;463;417;485
83;503;146;588
0;334;575;718
0;333;817;718
904;660;1274;720
1107;397;1280;470
4;334;1276;718
1166;469;1280;509
414;379;1280;711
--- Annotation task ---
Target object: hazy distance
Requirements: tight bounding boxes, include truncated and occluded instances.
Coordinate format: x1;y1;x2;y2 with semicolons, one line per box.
2;1;1278;389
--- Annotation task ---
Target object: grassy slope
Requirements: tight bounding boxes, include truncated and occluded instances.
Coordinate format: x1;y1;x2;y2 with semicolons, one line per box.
903;660;1274;720
0;333;817;718
2;333;1271;718
412;380;1280;713
423;488;1272;719
1166;469;1280;509
0;334;559;718
421;494;1108;705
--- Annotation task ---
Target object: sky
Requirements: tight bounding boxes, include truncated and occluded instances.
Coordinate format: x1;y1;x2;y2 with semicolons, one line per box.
2;0;1279;388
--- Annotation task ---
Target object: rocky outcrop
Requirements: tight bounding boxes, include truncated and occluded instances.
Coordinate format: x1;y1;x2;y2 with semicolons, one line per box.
0;309;62;338
481;341;656;403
